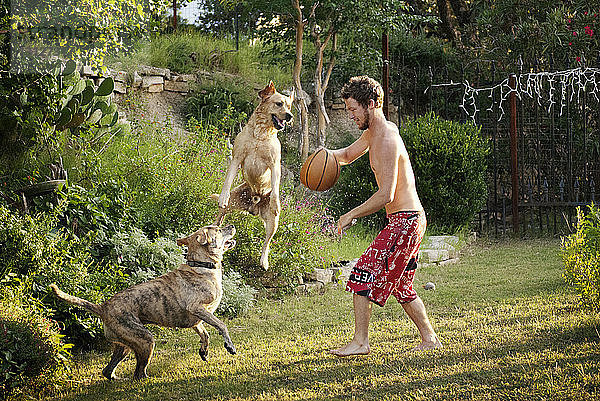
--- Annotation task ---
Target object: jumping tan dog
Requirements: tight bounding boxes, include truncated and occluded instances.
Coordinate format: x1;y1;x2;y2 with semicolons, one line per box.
51;225;236;380
214;81;294;270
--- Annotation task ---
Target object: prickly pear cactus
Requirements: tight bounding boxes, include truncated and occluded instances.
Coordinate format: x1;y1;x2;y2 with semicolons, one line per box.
55;60;120;132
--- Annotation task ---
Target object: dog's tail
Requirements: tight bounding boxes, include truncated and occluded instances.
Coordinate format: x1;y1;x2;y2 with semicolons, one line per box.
50;284;102;316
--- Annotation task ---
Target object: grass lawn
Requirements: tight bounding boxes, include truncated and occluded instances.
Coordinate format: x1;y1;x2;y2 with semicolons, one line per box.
47;239;600;401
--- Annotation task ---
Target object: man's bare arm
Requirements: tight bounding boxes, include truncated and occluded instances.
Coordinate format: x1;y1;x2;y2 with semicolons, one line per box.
330;133;369;166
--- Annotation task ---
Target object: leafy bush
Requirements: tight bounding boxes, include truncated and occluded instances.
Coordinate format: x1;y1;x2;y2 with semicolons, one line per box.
402;112;489;231
562;204;600;311
0;291;71;400
108;227;183;286
185;79;255;136
0;205;122;348
218;270;258;318
221;184;337;291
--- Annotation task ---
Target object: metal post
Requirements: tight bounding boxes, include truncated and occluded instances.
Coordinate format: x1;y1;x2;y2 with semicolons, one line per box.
382;31;389;119
509;74;520;234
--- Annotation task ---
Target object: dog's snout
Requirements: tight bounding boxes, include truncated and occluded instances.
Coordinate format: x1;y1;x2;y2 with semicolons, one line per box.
285;112;293;121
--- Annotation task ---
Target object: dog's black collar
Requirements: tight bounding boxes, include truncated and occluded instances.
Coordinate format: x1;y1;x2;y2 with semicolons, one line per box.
186;260;216;269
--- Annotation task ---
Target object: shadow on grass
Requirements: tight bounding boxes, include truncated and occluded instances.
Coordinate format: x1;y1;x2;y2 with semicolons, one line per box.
58;319;600;401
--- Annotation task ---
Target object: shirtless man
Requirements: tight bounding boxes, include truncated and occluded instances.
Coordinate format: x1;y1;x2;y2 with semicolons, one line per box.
329;76;442;357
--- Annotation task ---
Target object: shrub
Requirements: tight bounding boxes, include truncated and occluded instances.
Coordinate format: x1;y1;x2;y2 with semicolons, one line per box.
0;205;121;348
185;80;255;136
108;227;183;286
0;291;71;399
562;204;600;311
402;112;489;232
218;270;258;318
222;184;338;291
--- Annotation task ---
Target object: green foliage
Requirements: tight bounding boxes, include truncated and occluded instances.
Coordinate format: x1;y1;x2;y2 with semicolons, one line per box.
0;59;122;197
185;80;255;136
8;0;154;72
108;228;183;286
218;270;258;318
470;0;599;69
402;113;489;232
0;205;122;348
112;30;291;86
561;204;600;311
0;290;71;400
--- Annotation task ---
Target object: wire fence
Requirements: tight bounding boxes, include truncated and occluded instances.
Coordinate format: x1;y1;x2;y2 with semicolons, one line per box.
393;56;600;237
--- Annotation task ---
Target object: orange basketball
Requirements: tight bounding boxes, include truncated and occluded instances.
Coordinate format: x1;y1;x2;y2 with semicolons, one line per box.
299;148;341;191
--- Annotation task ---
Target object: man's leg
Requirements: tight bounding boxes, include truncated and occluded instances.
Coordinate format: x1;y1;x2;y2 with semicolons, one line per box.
330;293;372;356
401;296;442;351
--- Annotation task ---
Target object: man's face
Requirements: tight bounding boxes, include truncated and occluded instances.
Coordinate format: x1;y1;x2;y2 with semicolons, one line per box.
344;97;369;130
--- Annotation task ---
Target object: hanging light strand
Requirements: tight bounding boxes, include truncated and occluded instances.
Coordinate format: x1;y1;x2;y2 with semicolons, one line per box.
433;68;600;123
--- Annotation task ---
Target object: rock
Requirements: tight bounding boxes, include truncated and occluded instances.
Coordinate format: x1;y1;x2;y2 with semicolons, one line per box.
147;83;164;93
423;235;459;257
419;249;450;264
438;258;459;266
131;71;143;88
176;74;197;82
306;268;333;284
331;259;358;284
142;75;164;88
138;65;171;80
112;70;128;83
295;282;324;295
294;284;306;295
304;282;325;293
113;81;127;94
423;282;436;290
164;80;189;93
81;65;95;76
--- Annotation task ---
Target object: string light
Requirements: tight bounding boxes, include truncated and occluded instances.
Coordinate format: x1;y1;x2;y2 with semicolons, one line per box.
432;67;600;123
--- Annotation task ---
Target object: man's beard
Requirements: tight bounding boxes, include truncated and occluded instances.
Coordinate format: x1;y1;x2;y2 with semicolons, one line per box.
358;111;370;130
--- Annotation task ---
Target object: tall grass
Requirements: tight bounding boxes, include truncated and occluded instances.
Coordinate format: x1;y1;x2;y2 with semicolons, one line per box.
110;30;291;87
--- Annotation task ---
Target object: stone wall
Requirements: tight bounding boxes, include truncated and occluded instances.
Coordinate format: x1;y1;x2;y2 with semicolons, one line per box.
80;65;195;95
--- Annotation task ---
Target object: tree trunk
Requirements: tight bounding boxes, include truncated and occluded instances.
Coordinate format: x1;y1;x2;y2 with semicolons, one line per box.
292;0;310;161
311;18;336;148
436;0;458;42
448;0;471;26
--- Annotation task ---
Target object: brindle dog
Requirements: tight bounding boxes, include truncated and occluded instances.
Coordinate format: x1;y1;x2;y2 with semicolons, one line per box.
51;225;236;380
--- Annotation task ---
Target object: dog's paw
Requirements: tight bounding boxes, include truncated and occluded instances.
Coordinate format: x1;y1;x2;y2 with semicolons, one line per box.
224;342;237;355
199;349;208;361
270;197;281;214
218;192;230;209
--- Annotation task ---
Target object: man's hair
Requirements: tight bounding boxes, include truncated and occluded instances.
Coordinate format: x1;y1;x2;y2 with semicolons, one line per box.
340;76;384;109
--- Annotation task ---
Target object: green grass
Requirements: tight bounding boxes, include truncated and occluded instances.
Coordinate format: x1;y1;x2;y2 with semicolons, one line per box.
43;239;600;401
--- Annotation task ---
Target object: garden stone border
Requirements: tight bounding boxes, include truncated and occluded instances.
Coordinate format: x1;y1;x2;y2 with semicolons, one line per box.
296;234;475;294
81;64;195;95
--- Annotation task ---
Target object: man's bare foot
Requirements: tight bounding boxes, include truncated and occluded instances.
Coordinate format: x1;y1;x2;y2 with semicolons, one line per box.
410;338;442;352
329;341;370;357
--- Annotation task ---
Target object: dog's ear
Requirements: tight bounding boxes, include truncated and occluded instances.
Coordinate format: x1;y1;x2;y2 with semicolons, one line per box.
196;228;209;245
224;239;236;251
289;87;296;103
176;237;188;247
258;81;276;100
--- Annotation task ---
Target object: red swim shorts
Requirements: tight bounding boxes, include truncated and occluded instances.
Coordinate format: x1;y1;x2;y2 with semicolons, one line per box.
346;210;426;307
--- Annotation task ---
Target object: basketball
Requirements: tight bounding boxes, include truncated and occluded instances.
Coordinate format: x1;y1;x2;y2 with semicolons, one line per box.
299;148;341;191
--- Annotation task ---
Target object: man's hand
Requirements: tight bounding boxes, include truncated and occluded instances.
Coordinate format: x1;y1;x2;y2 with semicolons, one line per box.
337;213;357;236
